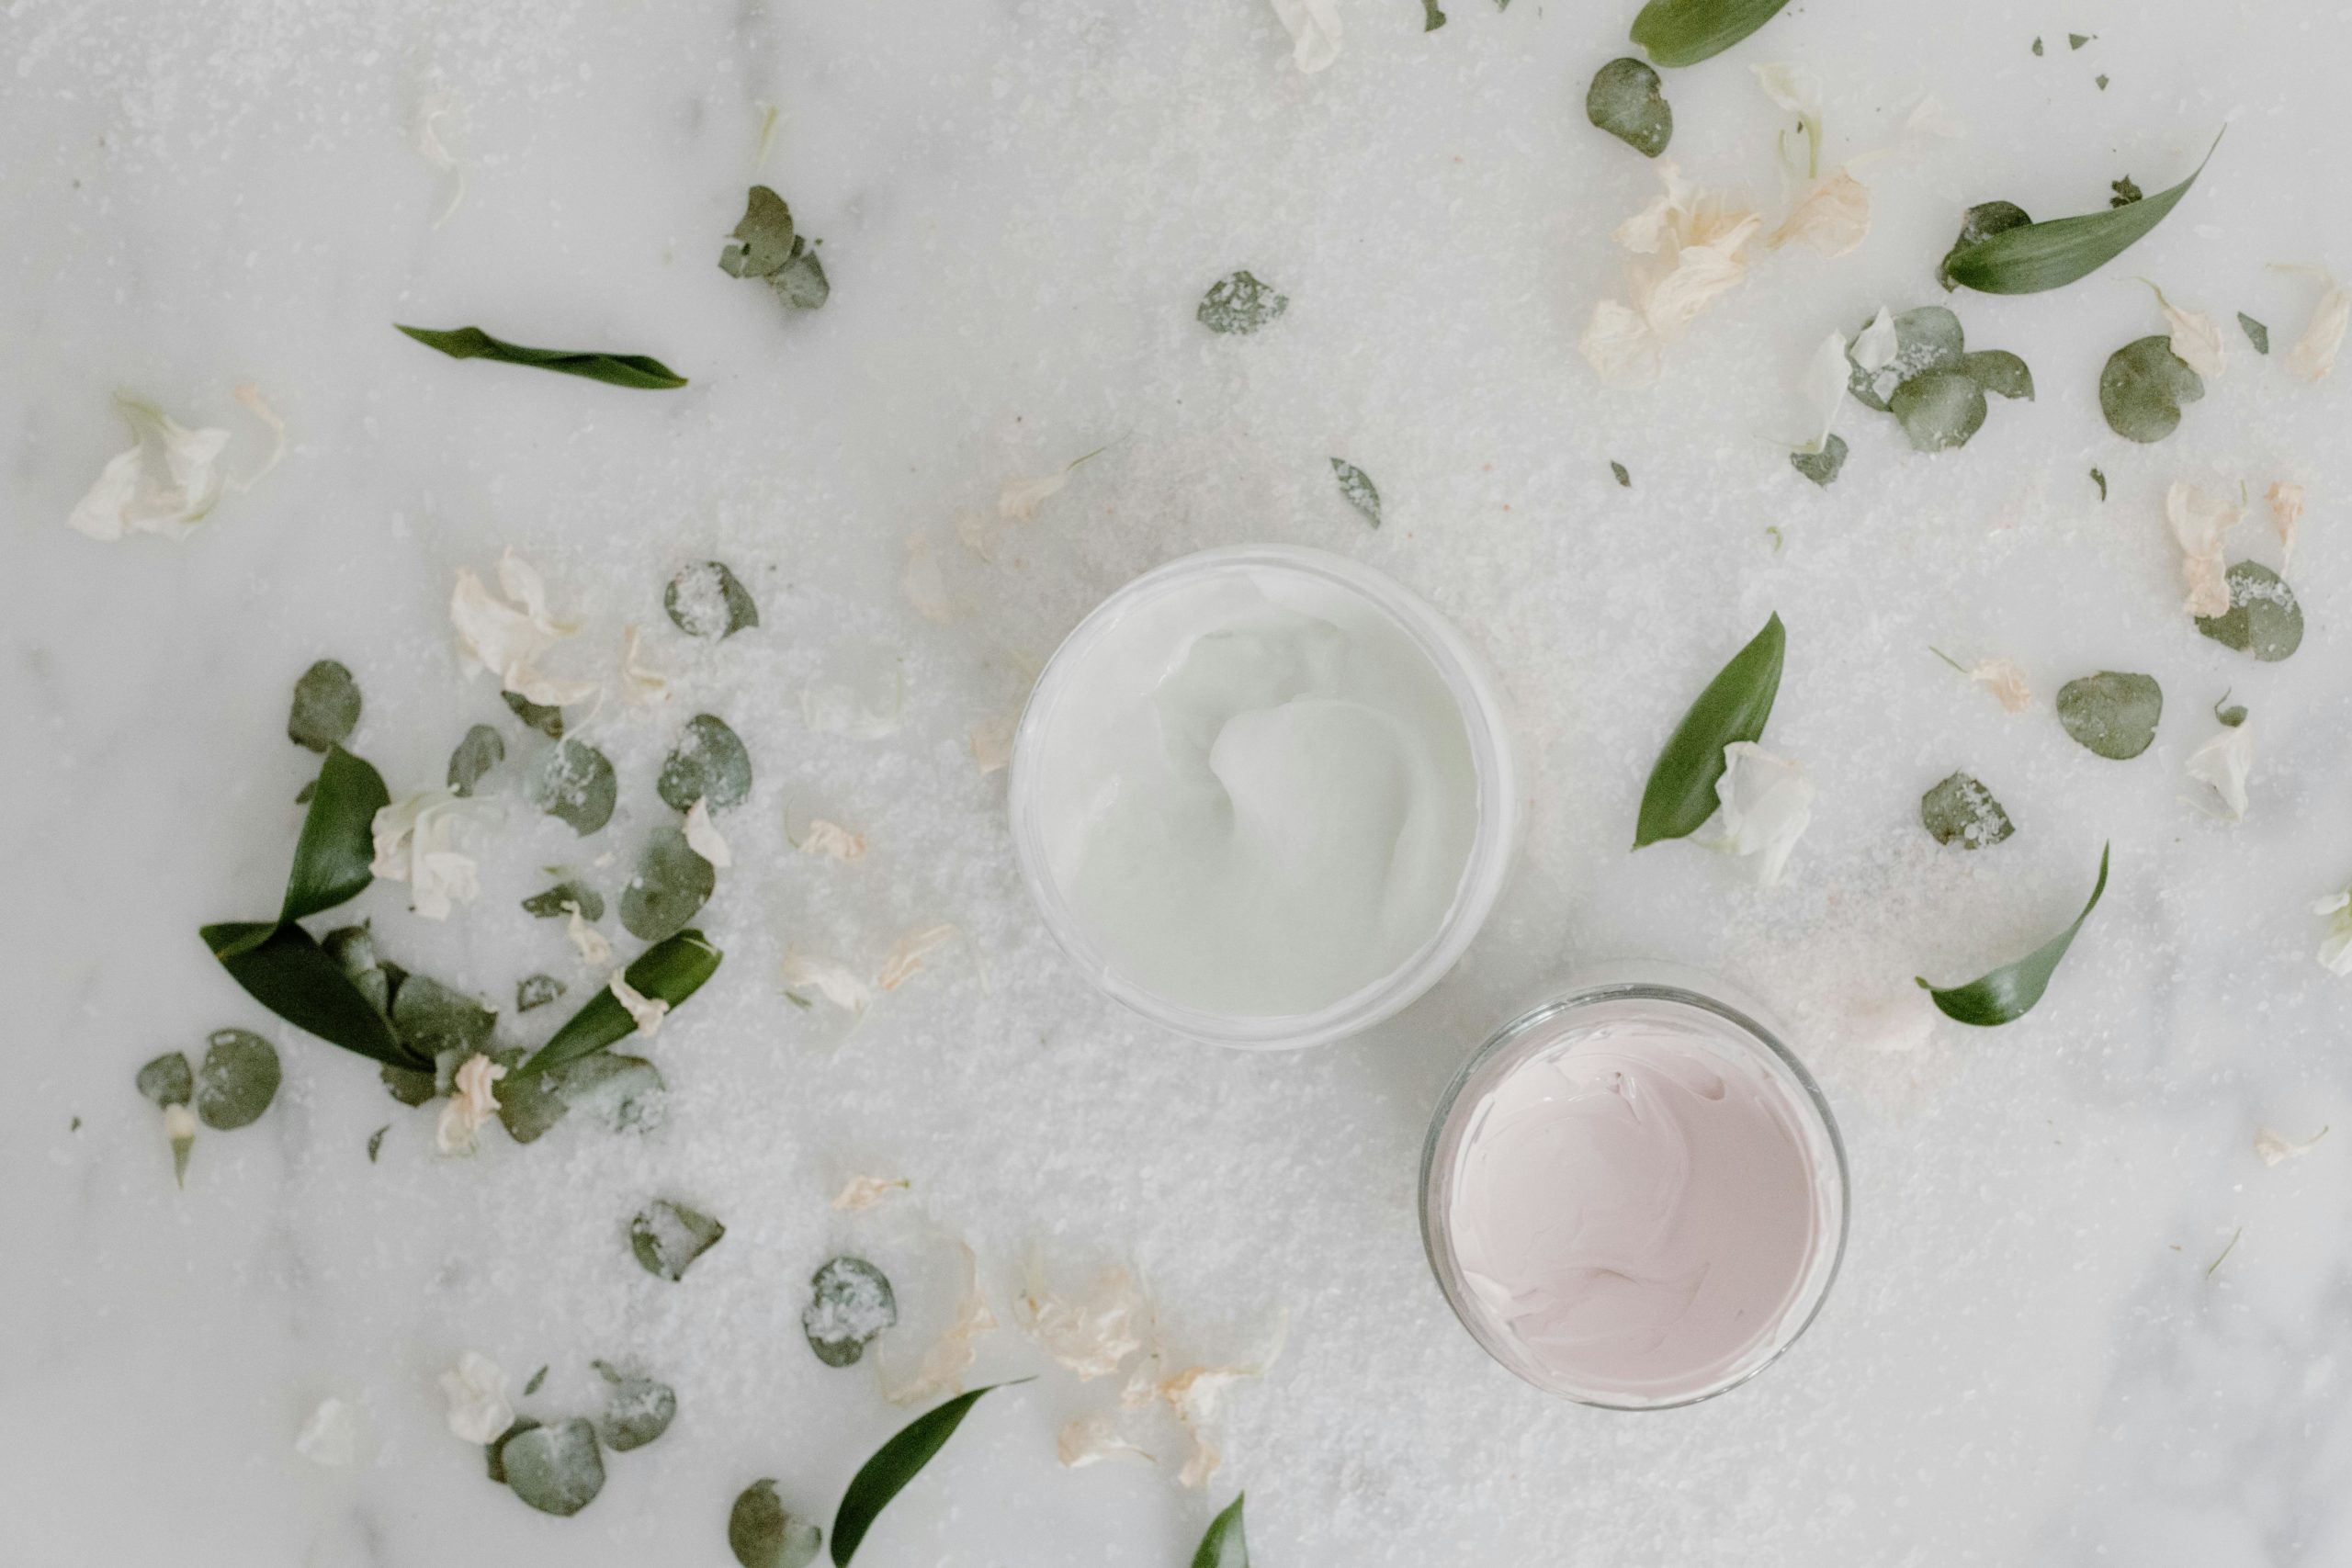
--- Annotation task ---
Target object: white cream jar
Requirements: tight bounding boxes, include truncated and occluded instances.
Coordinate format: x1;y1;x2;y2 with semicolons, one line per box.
1010;546;1517;1048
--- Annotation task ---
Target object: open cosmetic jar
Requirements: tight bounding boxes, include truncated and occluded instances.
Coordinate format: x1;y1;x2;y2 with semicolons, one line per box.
1008;545;1519;1050
1419;967;1849;1408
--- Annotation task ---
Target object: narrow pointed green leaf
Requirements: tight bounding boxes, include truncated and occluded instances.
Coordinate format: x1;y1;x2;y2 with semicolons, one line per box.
1633;613;1784;848
1192;1494;1250;1568
513;931;722;1079
831;1383;1024;1567
1917;844;2109;1025
395;324;687;390
281;746;388;921
1943;135;2221;295
201;920;413;1066
1630;0;1789;67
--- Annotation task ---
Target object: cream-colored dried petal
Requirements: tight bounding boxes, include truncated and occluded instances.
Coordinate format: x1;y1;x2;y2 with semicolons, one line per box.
883;1242;998;1405
798;819;867;860
1967;659;2032;714
2278;264;2350;383
608;971;670;1037
1057;1413;1152;1469
232;383;287;491
831;1174;910;1211
2254;1125;2328;1167
684;796;733;869
2267;480;2304;566
370;792;481;921
435;1052;506;1156
1768;171;1870;258
2165;480;2243;619
67;394;232;542
877;924;959;991
1019;1261;1148;1380
998;469;1071;521
620;624;670;706
781;952;873;1014
2146;283;2227;378
970;713;1018;775
565;903;613;965
438;1352;513;1445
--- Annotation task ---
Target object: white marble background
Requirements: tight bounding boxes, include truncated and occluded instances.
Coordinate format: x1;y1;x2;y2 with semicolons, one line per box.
6;0;2351;1563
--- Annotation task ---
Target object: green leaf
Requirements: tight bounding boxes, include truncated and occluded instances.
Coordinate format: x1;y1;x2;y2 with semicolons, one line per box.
447;725;504;795
529;739;617;836
503;690;566;739
394;324;686;391
630;1199;727;1281
136;1052;193;1108
2109;176;2143;208
731;1480;824;1568
1196;272;1288;335
1789;434;1847;487
2099;335;2204;442
1419;0;1445;29
516;974;567;1013
2213;691;2248;728
591;1361;676;1451
1192;1494;1250;1568
500;1418;606;1515
559;1053;666;1133
1917;844;2109;1025
492;1049;570;1143
380;1061;436;1106
203;920;413;1066
657;714;754;814
1848;306;1963;411
281;746;389;922
2090;467;2108;502
524;1366;548;1396
619;825;718;942
2069;30;2093;48
2194;561;2303;661
1633;613;1784;848
1889;369;1988;452
514;931;722;1078
1329;459;1382;528
1937;202;2032;291
1587;57;1673;157
1920;773;2015;849
486;1416;541;1483
666;561;761;639
2238;312;2269;355
1629;0;1788;66
2031;36;2042;55
1610;460;1633;488
721;188;832;310
196;1028;281;1129
390;973;495;1059
288;660;361;752
804;1257;898;1368
2056;671;2163;760
367;1124;388;1161
1958;350;2034;400
831;1383;1021;1566
1942;136;2220;295
523;880;605;921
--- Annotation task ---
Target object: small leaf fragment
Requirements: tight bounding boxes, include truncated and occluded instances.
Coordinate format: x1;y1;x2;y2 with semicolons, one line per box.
1329;459;1382;527
2090;468;2108;502
529;739;618;836
2109;176;2143;208
630;1199;727;1281
503;690;565;739
1196;272;1288;335
1790;434;1847;487
666;561;761;639
804;1257;899;1368
591;1361;677;1451
523;881;605;921
1192;1494;1250;1568
1917;844;2109;1025
2056;671;2164;760
1633;612;1784;848
395;325;684;390
1629;0;1790;68
1958;350;2034;400
366;1124;388;1162
500;1418;606;1516
2238;312;2269;355
1610;460;1632;488
1920;773;2016;848
2194;561;2303;662
657;714;754;814
1587;57;1673;157
516;974;567;1012
2069;31;2093;48
2213;692;2248;728
830;1384;1017;1566
619;824;718;942
1889;369;1988;452
731;1480;824;1568
288;660;362;752
136;1052;193;1108
196;1029;281;1130
2099;334;2205;443
523;1366;548;1397
447;725;504;795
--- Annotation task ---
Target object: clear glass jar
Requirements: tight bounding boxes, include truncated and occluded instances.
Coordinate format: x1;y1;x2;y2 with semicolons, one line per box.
1008;545;1520;1050
1419;964;1849;1407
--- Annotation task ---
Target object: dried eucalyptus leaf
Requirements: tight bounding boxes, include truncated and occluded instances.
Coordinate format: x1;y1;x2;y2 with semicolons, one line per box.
1196;272;1288;335
804;1257;898;1368
1849;306;1964;410
720;186;797;276
666;561;760;639
2056;671;2163;760
501;1418;605;1516
2238;312;2269;355
1921;773;2016;848
630;1199;727;1281
1587;57;1673;157
592;1361;677;1451
730;1480;823;1568
1419;0;1445;28
1790;434;1847;487
560;1054;665;1134
530;739;618;836
447;725;504;796
196;1030;280;1130
516;974;567;1013
2109;176;2143;207
619;825;717;942
1938;201;2032;290
2194;561;2303;662
380;1062;436;1107
494;1049;571;1143
658;714;753;814
485;1416;541;1484
390;974;495;1059
288;660;362;752
1959;350;2034;400
503;691;565;739
136;1052;193;1108
523;881;605;921
2099;335;2204;443
1329;459;1382;528
1610;460;1632;488
768;242;830;310
1889;369;1988;452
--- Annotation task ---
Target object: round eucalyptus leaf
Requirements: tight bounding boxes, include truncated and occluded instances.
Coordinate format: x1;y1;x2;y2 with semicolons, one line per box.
447;725;505;796
321;923;379;978
380;1061;437;1107
557;1054;666;1134
2099;335;2203;443
803;1257;898;1368
530;739;618;837
630;1199;727;1281
666;561;760;639
503;689;566;739
1920;772;2015;848
495;1049;571;1144
288;660;362;752
390;973;496;1059
1586;57;1672;158
591;1361;677;1451
1849;306;1964;410
656;715;753;814
2056;671;2164;760
1889;369;1988;452
485;1416;541;1483
1958;349;2034;400
136;1052;193;1109
1196;271;1288;335
1790;433;1848;488
620;825;718;942
730;1480;823;1568
196;1030;281;1130
500;1418;605;1516
2195;561;2303;661
1937;200;2031;291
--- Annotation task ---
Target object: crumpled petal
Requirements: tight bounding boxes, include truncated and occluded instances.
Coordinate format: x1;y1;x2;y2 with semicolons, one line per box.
781;953;874;1014
438;1352;513;1445
883;1241;998;1405
1266;0;1341;73
566;902;612;965
1768;171;1870;257
370;791;481;921
1702;742;1814;886
2313;889;2352;976
608;971;670;1036
2278;264;2350;383
2165;480;2244;619
877;924;960;991
1966;658;2032;713
2183;721;2255;821
620;624;669;706
2254;1125;2328;1166
450;548;597;705
67;394;232;542
435;1052;506;1156
1057;1413;1152;1469
684;796;733;868
2146;282;2226;378
797;819;867;860
1581;162;1762;389
2267;480;2304;566
1018;1260;1148;1381
832;1174;910;1210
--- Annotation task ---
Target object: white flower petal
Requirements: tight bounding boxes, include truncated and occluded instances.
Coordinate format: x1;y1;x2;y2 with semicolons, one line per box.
2147;282;2226;378
435;1053;506;1156
369;791;481;921
2165;480;2244;619
565;903;612;966
1965;658;2033;713
780;953;872;1014
877;924;959;991
797;819;867;860
1057;1413;1152;1469
2254;1125;2328;1167
1578;299;1661;388
831;1174;910;1210
1267;0;1341;73
684;796;733;869
2278;264;2350;383
449;550;596;706
1703;742;1815;886
883;1242;998;1405
2183;721;2255;822
1787;331;1849;453
68;395;232;542
294;1397;358;1467
620;624;669;706
1768;171;1870;258
438;1352;513;1445
1019;1261;1148;1381
608;972;670;1037
1852;307;1898;372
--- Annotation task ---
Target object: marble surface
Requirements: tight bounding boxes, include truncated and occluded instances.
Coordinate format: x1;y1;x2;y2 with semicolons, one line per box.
6;0;2352;1563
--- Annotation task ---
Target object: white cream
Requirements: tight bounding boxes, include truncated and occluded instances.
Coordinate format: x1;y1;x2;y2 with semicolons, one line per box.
1439;1000;1840;1404
1024;559;1480;1018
